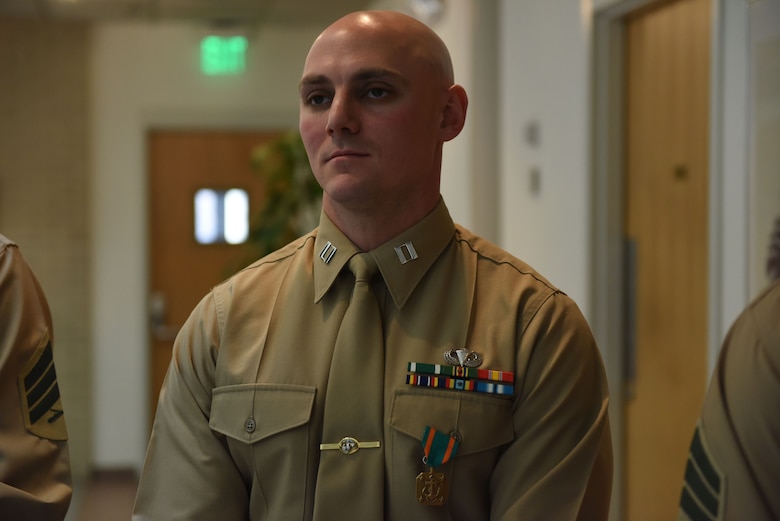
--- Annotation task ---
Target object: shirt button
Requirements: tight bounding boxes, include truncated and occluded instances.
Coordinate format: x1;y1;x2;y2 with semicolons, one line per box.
245;417;256;434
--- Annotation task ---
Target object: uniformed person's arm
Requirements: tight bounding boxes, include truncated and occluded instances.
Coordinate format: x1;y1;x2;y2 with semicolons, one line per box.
0;237;72;521
133;292;250;521
678;280;780;521
490;291;613;520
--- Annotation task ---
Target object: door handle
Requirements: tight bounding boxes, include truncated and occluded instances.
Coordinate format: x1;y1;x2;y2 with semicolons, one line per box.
149;291;180;342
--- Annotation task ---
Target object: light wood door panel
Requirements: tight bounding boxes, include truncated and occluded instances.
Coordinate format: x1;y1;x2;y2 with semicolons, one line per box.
623;0;710;519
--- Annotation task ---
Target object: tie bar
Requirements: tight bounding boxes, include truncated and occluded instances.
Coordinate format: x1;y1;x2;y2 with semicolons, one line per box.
320;436;381;455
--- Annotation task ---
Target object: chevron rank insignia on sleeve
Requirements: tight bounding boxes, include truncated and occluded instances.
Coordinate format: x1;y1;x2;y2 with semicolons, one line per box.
17;331;68;441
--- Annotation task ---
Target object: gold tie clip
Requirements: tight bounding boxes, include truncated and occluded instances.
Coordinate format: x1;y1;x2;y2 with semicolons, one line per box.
320;436;381;455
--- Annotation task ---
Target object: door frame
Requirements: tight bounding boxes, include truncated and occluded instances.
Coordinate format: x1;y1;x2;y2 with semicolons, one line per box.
589;0;751;518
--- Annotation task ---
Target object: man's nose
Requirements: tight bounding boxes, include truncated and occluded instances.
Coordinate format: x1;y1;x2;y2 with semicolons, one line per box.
326;95;359;135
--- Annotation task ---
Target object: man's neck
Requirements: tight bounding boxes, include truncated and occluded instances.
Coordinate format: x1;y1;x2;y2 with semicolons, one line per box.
322;197;440;252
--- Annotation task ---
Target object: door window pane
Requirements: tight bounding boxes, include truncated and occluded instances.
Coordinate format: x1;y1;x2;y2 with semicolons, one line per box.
194;188;249;244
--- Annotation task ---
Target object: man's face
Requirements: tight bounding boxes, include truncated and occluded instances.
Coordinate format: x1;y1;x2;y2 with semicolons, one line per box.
298;17;447;215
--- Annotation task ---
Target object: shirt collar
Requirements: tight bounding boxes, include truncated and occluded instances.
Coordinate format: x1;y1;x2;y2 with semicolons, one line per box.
313;198;455;308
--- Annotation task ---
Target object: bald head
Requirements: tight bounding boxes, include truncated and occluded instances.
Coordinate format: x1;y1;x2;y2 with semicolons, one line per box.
305;10;455;87
297;9;468;250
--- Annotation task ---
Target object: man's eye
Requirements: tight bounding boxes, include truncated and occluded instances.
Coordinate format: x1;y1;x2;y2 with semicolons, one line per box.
307;94;331;106
366;88;388;99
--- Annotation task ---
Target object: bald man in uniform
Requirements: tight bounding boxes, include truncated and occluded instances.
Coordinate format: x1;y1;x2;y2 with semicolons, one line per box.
134;10;612;521
0;235;71;520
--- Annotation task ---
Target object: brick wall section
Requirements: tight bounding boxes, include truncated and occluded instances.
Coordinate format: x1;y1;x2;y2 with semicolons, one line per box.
0;16;92;480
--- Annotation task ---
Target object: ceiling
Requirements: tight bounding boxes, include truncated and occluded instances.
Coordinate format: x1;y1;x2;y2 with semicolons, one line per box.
0;0;375;25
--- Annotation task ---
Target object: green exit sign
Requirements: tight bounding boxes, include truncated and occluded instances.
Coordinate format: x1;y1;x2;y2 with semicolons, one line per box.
200;36;247;75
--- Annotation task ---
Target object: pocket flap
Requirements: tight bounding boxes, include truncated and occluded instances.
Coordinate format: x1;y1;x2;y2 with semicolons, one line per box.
210;383;315;444
389;389;514;456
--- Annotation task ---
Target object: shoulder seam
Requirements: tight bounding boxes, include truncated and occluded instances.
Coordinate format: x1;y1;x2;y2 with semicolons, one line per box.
454;235;560;294
214;233;317;289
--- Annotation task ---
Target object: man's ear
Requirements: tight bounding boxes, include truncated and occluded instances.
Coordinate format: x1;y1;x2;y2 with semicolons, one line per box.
439;84;468;142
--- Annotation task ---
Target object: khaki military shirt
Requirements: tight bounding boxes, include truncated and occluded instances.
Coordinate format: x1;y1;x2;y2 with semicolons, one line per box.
134;200;612;520
679;279;780;521
0;235;71;520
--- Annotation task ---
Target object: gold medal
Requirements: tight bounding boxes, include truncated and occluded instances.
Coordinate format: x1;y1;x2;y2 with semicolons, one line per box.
416;468;448;506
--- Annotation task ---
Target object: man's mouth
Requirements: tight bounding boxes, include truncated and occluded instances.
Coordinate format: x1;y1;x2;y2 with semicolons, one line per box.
327;150;368;162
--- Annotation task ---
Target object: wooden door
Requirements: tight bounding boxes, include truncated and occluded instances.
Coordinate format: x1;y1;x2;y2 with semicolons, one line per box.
623;0;710;519
147;129;281;425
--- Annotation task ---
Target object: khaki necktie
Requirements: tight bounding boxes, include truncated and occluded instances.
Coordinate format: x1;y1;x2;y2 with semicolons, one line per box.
313;252;385;520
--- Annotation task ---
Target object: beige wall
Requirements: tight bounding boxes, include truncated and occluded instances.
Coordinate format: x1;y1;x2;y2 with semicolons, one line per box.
0;17;92;480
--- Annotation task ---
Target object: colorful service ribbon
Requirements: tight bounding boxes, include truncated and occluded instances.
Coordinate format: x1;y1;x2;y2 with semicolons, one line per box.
405;374;514;396
408;362;514;384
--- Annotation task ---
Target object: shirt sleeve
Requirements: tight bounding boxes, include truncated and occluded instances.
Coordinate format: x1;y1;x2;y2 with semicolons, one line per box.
0;239;72;521
132;291;251;521
490;291;613;521
679;280;780;521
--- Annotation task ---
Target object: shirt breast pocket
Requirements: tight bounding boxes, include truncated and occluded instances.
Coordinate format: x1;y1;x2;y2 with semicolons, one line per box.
388;389;514;516
210;383;315;519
